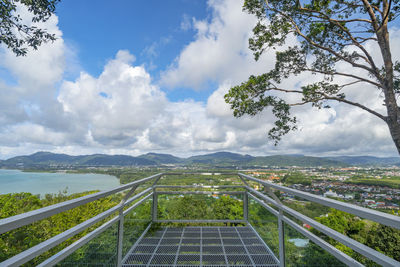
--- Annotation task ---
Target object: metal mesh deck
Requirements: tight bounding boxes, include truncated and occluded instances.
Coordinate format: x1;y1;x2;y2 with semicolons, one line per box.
122;226;279;267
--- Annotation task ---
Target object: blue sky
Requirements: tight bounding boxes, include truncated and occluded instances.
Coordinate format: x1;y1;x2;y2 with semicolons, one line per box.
56;0;215;102
0;0;399;159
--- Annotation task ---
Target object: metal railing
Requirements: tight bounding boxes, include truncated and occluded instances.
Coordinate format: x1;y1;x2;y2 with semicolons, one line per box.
0;173;162;267
239;173;400;267
0;172;399;267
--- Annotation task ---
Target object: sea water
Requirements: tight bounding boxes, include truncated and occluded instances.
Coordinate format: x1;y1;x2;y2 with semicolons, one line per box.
0;169;120;196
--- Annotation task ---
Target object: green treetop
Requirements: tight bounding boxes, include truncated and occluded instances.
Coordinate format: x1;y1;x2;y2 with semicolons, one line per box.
225;0;400;154
0;0;59;56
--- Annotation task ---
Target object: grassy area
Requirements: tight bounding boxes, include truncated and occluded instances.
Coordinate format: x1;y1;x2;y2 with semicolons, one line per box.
345;177;400;189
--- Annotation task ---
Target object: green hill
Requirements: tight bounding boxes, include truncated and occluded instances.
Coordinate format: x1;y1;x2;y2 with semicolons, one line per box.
249;155;346;167
186;152;253;165
324;156;400;166
1;151;398;168
138;153;183;164
1;152;156;168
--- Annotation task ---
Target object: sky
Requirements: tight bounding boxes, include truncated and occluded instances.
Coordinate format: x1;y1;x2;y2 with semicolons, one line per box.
0;0;399;159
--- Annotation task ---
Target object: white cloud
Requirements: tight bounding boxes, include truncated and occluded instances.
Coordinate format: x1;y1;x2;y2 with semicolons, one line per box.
0;0;398;159
160;0;278;89
1;11;64;91
180;14;192;31
58;50;168;146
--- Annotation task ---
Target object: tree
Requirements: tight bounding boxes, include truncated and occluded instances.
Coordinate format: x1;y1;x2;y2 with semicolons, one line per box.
367;224;400;261
0;0;59;56
0;191;121;265
224;0;400;154
212;195;243;224
299;242;346;267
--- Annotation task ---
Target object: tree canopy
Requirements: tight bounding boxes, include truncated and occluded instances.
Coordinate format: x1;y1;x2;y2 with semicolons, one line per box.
0;0;59;56
225;0;400;153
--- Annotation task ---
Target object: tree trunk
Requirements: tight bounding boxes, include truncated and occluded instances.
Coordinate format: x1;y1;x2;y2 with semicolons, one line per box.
386;119;400;155
376;13;400;155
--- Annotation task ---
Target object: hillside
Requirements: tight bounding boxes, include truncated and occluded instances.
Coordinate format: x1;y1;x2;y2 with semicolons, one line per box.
1;151;399;168
186;152;254;165
0;152;157;168
324;156;400;166
249;155;345;167
138;153;183;164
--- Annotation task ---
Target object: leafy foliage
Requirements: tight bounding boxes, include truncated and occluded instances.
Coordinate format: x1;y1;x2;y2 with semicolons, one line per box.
313;208;400;265
0;0;59;56
298;242;346;267
158;194;243;225
345;176;400;189
0;191;121;265
367;224;400;261
225;0;400;152
281;172;312;185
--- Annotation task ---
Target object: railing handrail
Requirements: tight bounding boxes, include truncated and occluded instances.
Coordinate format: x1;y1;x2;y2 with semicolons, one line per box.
155;190;245;195
2;190;154;267
239;173;400;230
154;185;245;188
0;173;163;234
247;193;363;267
246;187;400;267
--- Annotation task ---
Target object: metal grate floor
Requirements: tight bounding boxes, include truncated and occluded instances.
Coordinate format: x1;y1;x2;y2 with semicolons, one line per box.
122;226;279;267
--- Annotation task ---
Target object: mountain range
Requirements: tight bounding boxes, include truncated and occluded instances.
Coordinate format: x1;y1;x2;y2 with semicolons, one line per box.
0;151;399;168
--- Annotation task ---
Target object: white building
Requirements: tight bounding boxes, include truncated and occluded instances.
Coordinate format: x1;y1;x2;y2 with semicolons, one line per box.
324;190;338;198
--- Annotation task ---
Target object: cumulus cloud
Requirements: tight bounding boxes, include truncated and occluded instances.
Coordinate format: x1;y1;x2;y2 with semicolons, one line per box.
160;0;279;89
58;50;168;146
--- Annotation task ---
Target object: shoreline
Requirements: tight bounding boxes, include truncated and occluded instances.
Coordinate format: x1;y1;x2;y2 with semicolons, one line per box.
0;169;120;196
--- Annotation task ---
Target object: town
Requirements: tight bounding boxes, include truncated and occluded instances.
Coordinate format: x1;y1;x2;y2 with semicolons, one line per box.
246;167;400;213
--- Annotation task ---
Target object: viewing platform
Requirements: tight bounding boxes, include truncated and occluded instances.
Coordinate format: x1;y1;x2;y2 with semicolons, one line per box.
123;226;278;267
0;172;399;267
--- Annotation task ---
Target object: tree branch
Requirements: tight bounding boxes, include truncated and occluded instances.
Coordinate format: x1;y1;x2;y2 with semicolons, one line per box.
297;4;381;78
303;68;382;88
298;92;385;122
260;85;386;122
361;0;380;31
322;93;387;121
264;1;378;76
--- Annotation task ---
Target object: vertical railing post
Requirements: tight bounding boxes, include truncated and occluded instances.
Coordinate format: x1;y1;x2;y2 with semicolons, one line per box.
152;191;158;222
151;174;162;223
117;208;124;267
116;184;139;267
261;182;285;267
278;209;285;267
243;191;248;222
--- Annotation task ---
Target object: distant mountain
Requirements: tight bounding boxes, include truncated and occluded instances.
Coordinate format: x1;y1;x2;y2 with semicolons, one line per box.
1;151;398;168
186;152;254;165
138;153;183;164
0;151;156;168
324;156;400;166
78;154;156;166
249;155;345;167
185;152;345;167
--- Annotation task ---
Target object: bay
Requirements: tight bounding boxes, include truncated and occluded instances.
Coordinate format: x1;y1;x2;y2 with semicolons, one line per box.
0;169;120;196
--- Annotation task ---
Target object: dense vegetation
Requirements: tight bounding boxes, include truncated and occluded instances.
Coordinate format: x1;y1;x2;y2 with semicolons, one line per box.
281;172;312;186
345;176;400;189
158;195;243;223
0;191;122;265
